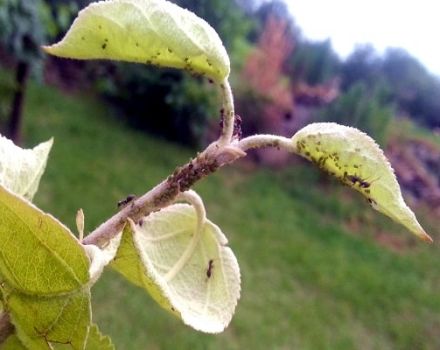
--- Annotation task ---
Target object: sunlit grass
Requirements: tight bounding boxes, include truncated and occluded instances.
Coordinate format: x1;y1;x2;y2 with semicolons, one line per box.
22;82;440;350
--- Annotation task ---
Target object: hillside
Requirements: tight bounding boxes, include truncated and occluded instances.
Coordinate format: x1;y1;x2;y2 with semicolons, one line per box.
22;83;440;350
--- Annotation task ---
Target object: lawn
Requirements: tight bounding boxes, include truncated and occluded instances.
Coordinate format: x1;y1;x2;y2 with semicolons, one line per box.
20;81;440;350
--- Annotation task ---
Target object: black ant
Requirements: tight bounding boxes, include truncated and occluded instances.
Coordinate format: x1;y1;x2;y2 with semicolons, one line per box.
117;194;136;209
206;259;214;279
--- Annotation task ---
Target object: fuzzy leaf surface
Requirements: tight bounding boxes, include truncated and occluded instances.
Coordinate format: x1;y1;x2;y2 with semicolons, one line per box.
0;186;90;295
111;204;241;333
43;0;230;82
292;122;432;242
0;135;52;201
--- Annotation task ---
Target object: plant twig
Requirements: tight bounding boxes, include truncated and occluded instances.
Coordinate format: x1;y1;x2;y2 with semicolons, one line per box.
218;80;235;146
82;143;246;247
235;134;294;152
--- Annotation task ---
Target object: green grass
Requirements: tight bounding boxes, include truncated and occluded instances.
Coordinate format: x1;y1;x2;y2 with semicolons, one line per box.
20;81;440;350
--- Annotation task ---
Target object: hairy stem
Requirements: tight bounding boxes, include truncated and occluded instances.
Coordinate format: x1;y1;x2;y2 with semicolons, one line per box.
0;313;14;344
235;134;294;153
218;80;235;146
82;143;246;247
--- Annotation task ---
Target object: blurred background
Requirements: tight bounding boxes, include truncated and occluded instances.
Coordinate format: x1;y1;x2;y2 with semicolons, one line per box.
1;0;440;349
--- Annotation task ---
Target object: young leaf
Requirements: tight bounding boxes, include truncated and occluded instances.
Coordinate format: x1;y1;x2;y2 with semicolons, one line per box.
111;204;241;333
292;122;432;242
0;186;90;296
0;135;52;201
43;0;230;83
6;289;91;350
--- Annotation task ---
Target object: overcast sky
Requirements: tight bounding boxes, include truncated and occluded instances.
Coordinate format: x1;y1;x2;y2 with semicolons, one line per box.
285;0;440;76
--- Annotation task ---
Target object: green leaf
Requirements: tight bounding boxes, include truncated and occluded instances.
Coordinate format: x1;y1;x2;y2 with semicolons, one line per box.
83;236;121;285
0;186;90;295
1;334;27;350
6;289;91;350
84;324;115;350
43;0;230;83
292;122;432;242
111;204;241;333
0;135;52;201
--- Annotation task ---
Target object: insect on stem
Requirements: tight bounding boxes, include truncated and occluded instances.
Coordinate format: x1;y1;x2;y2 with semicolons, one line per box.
117;194;137;209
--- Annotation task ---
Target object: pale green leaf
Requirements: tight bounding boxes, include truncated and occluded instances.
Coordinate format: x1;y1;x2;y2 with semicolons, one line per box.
6;289;91;350
83;234;121;285
1;334;27;350
111;204;241;333
84;324;115;350
0;186;90;295
292;122;432;242
0;135;52;201
110;225;174;313
43;0;230;82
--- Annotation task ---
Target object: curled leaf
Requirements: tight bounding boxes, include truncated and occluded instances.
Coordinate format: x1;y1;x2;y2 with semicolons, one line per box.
111;204;241;333
84;233;122;285
0;135;53;201
43;0;230;82
292;122;432;242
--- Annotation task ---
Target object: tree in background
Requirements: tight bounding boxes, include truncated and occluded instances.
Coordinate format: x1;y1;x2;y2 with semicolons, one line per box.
382;48;440;128
340;45;440;129
320;82;393;146
95;0;255;147
289;39;340;86
0;0;45;143
0;0;77;143
239;15;294;136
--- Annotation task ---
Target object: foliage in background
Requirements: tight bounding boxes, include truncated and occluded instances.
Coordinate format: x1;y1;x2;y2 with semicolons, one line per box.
91;0;254;147
291;40;341;86
238;16;293;136
0;0;77;142
320;82;393;146
98;65;219;146
341;45;440;129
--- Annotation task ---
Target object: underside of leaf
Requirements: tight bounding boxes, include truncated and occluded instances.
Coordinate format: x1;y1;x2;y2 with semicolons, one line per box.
292;122;432;243
0;135;53;201
43;0;230;82
111;204;241;333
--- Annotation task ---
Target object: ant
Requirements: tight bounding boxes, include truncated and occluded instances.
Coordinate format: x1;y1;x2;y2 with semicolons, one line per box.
206;259;214;279
117;194;136;209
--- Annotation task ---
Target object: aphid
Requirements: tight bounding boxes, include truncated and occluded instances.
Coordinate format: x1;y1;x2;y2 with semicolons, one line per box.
233;114;242;139
345;173;378;189
206;259;214;278
117;194;136;209
346;174;365;186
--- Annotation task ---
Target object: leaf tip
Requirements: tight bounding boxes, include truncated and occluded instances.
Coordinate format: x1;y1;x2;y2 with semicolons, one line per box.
419;231;433;244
